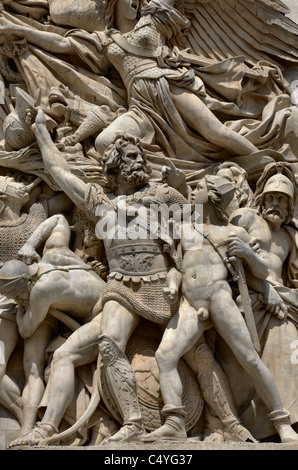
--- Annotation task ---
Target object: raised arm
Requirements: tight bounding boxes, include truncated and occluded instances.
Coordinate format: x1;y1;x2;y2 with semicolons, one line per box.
33;109;87;211
18;214;71;264
16;284;54;338
0;16;75;54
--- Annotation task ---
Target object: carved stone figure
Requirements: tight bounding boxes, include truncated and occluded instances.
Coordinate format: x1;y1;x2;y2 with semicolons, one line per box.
0;1;293;168
0;213;110;446
0;172;71;430
0;0;298;449
21;113;256;447
217;162;298;440
29;113;189;443
142;174;298;443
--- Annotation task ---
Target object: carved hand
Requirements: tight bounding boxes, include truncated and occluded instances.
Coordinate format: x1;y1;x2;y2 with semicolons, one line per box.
60;134;78;147
260;283;288;320
163;286;178;304
161;158;188;196
18;244;41;265
227;234;251;261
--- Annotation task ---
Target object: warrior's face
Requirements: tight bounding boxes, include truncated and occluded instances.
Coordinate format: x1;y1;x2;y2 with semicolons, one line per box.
261;191;289;224
119;143;150;189
192;179;209;206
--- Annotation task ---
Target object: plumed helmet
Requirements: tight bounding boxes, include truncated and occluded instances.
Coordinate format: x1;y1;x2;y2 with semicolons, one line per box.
0;260;30;298
262;173;294;200
3;87;36;150
0;260;29;280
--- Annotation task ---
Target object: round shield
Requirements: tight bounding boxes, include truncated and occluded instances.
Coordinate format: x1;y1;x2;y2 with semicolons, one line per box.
98;320;204;432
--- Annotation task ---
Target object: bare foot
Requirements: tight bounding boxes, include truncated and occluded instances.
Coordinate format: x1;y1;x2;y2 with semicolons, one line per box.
104;423;145;443
8;422;56;448
203;431;224;443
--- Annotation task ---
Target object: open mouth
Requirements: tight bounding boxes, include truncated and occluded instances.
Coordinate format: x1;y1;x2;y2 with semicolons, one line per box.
132;164;144;171
268;209;282;215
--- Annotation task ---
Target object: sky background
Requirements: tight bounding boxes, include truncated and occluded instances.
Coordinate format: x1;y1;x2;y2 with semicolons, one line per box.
284;0;298;23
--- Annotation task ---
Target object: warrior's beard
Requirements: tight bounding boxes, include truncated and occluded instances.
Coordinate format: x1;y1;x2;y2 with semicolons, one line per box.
120;164;151;188
261;206;287;224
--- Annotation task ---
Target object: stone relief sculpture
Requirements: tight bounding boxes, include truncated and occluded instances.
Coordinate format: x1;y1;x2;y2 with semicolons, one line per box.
0;0;297;449
141;173;298;443
1;213;106;439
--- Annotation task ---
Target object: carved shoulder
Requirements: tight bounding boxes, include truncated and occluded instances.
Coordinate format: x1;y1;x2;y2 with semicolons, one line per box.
229;208;259;232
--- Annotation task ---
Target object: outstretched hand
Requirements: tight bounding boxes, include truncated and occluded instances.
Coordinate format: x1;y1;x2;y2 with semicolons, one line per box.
18;244;41;265
161;158;188;197
163;287;178;304
31;108;48;134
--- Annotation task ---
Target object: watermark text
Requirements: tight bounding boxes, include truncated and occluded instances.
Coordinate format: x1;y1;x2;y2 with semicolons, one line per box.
95;198;203;250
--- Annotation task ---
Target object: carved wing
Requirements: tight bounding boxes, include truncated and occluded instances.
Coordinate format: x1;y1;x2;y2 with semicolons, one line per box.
177;0;298;66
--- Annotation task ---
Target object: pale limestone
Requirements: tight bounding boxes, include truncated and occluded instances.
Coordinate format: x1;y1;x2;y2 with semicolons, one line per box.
0;0;298;451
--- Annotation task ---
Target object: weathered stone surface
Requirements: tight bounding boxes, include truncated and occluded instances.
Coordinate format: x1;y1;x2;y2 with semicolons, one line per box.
0;0;298;452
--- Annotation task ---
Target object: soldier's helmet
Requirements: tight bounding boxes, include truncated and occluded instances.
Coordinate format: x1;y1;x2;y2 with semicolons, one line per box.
262;173;294;200
0;260;30;298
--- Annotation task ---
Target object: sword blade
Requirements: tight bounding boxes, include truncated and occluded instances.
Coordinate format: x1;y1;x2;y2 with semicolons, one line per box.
234;258;261;352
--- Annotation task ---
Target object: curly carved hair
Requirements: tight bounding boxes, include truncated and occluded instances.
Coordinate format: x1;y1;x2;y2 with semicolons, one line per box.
101;133;151;189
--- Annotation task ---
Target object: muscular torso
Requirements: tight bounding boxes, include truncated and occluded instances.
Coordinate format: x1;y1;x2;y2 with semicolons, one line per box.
229;208;292;285
88;181;188;279
32;262;105;320
181;223;247;303
263;228;292;284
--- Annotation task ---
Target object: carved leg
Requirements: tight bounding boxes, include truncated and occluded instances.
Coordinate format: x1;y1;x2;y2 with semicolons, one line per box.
195;342;256;442
0;317;22;424
89;410;119;445
142;405;187;442
98;335;145;443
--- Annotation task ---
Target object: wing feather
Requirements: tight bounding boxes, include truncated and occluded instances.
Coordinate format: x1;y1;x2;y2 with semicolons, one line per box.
179;0;298;66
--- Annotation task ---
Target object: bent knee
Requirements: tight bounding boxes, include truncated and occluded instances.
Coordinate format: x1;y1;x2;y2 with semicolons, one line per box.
155;346;179;369
52;346;73;365
237;348;262;374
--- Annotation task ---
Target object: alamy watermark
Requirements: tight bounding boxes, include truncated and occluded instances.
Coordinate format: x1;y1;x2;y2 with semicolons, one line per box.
95;197;204;250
